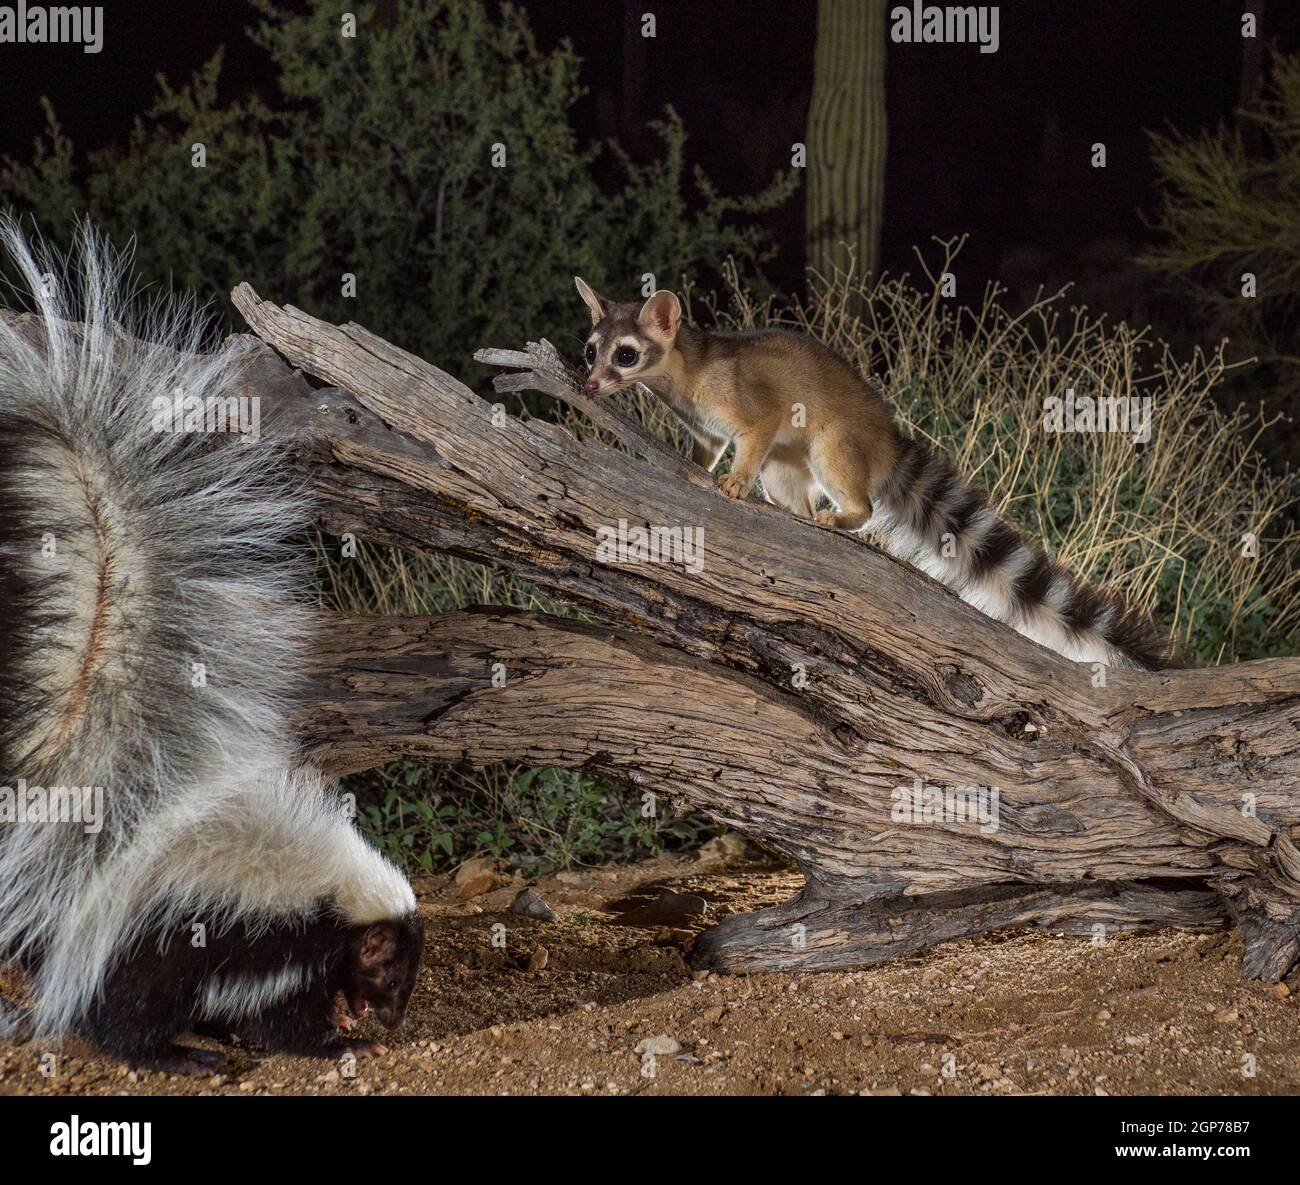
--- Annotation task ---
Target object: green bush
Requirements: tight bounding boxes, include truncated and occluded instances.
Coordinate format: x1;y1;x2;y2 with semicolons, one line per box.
1;0;796;384
354;761;715;877
1140;50;1300;451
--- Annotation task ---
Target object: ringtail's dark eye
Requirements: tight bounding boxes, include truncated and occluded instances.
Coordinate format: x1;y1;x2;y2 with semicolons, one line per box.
584;343;596;366
614;346;638;368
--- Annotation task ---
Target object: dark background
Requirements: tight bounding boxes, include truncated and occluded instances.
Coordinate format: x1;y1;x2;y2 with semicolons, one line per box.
1;0;1296;304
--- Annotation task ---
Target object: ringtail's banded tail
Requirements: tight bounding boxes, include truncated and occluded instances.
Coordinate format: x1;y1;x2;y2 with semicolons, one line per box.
574;277;1165;670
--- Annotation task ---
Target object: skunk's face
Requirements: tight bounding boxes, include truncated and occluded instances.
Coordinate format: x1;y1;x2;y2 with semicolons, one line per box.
343;913;425;1029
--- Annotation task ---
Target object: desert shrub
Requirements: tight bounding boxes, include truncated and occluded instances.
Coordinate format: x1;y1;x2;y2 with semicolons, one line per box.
0;0;796;383
1140;50;1300;461
315;533;570;619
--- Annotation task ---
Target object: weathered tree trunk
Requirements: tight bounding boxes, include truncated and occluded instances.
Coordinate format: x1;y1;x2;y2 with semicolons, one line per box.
806;0;888;280
223;289;1300;980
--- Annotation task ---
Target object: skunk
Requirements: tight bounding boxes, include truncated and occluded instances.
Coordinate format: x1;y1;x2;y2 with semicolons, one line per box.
0;218;423;1072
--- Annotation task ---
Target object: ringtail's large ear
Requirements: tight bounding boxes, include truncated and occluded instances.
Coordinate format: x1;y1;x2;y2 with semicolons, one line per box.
574;276;609;325
638;290;681;343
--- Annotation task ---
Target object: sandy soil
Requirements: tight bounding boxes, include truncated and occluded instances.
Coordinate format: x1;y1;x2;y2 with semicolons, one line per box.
4;838;1299;1096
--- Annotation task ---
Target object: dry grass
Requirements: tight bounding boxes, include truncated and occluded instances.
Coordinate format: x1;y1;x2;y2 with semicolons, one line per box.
685;243;1298;664
315;534;570;618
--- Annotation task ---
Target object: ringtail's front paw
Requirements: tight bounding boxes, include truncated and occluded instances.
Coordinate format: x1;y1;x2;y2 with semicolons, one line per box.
716;472;753;500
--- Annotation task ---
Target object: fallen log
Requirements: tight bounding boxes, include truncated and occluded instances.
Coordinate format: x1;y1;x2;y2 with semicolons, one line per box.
113;290;1300;976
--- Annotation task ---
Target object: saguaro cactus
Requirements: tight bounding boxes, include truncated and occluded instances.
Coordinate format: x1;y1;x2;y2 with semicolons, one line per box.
806;0;889;281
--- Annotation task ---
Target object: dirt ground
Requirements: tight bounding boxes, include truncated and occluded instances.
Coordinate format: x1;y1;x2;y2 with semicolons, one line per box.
4;837;1300;1096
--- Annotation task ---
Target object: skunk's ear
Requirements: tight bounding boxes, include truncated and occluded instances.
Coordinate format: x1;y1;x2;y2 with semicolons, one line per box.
638;290;681;342
574;276;609;325
358;921;400;969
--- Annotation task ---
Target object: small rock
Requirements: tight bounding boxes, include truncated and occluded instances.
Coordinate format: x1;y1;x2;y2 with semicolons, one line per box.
239;1080;255;1092
454;856;496;885
527;945;549;973
509;888;558;921
1273;983;1291;999
653;928;697;947
635;1035;681;1057
1214;1007;1239;1024
1096;1009;1112;1021
456;870;508;901
695;832;748;863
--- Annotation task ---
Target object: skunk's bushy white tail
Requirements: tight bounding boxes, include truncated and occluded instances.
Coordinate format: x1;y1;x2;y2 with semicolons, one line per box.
0;218;413;1038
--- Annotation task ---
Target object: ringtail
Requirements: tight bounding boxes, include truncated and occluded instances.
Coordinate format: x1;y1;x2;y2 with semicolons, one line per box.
574;277;1164;670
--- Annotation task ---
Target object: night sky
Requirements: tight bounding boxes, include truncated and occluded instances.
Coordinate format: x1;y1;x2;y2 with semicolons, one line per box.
1;1;1296;308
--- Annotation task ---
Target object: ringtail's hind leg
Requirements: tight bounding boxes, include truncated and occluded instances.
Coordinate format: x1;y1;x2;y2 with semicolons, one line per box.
811;429;888;533
759;458;817;518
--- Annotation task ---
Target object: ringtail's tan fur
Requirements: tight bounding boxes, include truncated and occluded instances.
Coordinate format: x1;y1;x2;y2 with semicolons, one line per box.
576;277;895;530
574;277;1166;670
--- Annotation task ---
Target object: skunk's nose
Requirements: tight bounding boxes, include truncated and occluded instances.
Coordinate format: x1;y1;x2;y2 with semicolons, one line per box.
582;379;600;393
